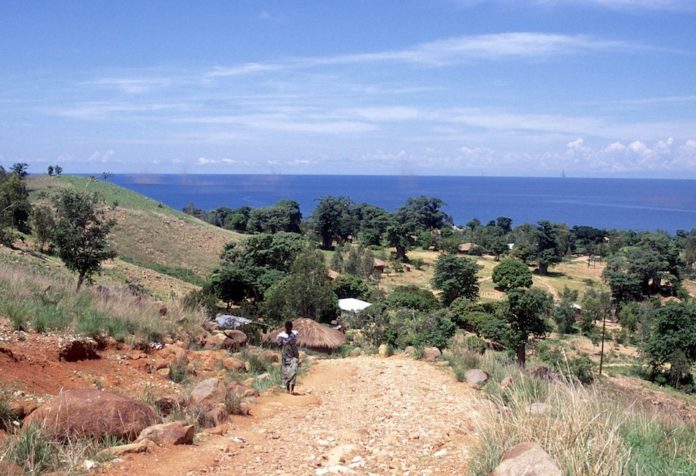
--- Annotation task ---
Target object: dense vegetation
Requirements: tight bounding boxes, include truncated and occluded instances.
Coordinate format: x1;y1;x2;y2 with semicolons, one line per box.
1;165;695;393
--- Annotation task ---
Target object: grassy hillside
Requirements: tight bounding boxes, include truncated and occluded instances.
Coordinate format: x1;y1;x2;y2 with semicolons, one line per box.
27;175;242;283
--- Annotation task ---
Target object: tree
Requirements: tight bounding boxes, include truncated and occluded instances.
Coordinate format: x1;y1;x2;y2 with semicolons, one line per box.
385;285;440;311
312;196;356;249
642;301;696;388
396;196;452;231
262;251;338;324
47;165;54;176
432;253;482;306
52;190;117;291
353;203;391;246
30;205;55;252
0;171;31;244
11;163;29;178
530;221;563;275
385;218;416;261
553;287;579;334
496;216;513;234
333;274;370;299
505;287;553;367
492;258;533;291
54;165;63;175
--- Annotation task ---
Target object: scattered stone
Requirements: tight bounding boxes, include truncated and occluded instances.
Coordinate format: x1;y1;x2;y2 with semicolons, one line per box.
157;367;171;378
205;403;229;427
433;448;448;458
83;459;97;471
155;396;184;417
422;347;442;362
257;373;271;382
228;381;260;399
492;442;562;476
349;348;362;357
59;338;99;362
403;346;415;357
223;357;245;371
24;389;160;441
96;439;155;460
137;421;194;446
221;330;248;350
378;344;390;358
190;378;227;410
464;369;489;385
316;465;356;475
527;402;554;416
500;376;514;389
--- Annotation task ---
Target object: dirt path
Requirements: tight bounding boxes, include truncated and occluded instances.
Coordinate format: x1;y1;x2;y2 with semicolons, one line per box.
103;356;482;475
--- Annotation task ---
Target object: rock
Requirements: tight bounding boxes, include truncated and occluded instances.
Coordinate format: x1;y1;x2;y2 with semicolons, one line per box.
527;402;554;416
223;357;245;371
492;442;562;476
205;333;236;350
263;350;281;362
349;347;362;357
201;320;219;333
422;347;442;362
156;367;170;378
0;462;24;475
59;338;99;362
221;330;248;349
137;421;194;446
189;378;227;410
204;403;229;427
96;439;155;459
433;448;448;458
155;396;184;417
24;389;160;441
403;346;415;357
257;373;271;382
378;344;390;358
464;369;489;385
500;376;514;389
227;381;260;399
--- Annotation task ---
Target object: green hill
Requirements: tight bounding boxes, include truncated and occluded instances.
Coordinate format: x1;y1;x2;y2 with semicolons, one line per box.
26;175;241;288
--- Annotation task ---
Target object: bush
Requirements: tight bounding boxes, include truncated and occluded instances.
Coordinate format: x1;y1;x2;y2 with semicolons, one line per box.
463;335;487;354
565;354;595;385
385;285;440;312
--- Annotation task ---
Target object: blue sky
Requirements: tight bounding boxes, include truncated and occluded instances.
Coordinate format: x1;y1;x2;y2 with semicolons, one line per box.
2;0;696;177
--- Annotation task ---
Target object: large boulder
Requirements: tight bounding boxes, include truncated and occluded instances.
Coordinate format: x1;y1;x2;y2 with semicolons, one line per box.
422;347;442;362
492;442;562;476
378;344;391;358
222;330;248;349
23;389;160;441
464;369;489;385
137;421;194;446
189;378;227;410
59;338;99;362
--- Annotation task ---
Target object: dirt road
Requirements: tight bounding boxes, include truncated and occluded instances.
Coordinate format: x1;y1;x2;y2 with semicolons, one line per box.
103;356;481;475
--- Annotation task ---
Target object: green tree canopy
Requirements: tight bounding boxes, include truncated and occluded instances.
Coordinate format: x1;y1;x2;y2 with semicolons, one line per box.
642;301;696;388
312;196;357;249
432;253;482;306
385;285;440;312
52;189;117;291
492;258;533;291
505;287;553;367
262;251;338;324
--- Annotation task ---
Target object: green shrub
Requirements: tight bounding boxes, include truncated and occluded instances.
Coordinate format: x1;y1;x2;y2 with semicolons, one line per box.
3;426;58;474
169;361;188;384
463;335;487;354
565;354;595;385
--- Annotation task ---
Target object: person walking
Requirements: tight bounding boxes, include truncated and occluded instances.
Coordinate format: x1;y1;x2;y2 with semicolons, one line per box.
276;320;299;394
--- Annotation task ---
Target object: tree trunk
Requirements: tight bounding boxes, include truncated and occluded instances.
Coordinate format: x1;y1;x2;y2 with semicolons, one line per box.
516;342;526;368
76;274;85;292
321;235;332;250
395;246;406;261
538;262;548;275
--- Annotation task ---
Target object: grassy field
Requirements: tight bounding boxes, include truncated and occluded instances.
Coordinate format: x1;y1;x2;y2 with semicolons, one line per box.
26;175;242;280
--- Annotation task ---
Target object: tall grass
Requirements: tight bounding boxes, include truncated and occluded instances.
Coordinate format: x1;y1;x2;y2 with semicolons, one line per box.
0;266;204;343
453;345;696;475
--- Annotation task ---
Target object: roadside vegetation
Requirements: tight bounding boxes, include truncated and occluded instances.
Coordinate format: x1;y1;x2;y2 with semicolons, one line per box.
1;163;695;474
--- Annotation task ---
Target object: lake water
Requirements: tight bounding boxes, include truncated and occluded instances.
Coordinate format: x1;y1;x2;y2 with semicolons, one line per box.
107;174;696;233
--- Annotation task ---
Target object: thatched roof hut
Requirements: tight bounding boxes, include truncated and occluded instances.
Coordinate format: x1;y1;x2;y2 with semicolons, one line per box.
373;258;386;272
265;318;346;353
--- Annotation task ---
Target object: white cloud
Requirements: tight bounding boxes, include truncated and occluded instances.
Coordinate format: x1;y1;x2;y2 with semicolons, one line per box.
85;77;174;94
207;32;634;77
197;157;240;165
87;149;115;163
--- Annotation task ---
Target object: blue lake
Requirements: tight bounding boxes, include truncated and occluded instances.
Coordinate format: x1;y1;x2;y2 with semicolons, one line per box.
106;174;696;233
